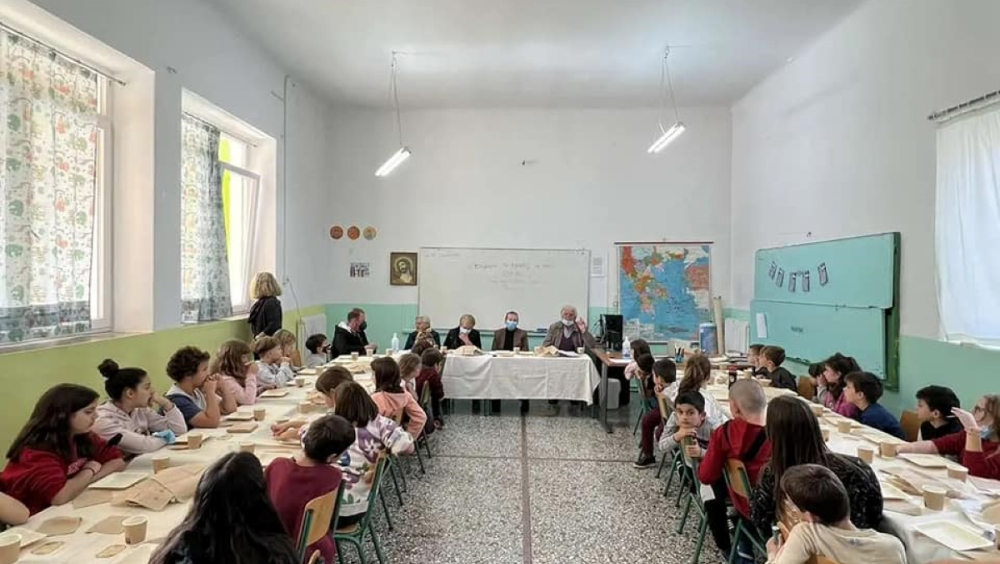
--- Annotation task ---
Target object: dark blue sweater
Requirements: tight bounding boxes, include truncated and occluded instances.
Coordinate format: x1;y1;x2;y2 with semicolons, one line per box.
858;403;905;440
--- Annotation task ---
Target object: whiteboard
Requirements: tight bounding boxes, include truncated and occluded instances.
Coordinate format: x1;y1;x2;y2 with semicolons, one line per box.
418;247;590;333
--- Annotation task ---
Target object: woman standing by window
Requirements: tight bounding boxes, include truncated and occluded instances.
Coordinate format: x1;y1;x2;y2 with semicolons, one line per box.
248;272;283;338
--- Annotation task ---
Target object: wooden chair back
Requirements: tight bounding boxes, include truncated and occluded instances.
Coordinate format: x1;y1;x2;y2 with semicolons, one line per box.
900;409;921;442
296;481;344;560
724;459;753;501
657;394;673;422
797;376;816;400
419;382;432;412
635;372;650;401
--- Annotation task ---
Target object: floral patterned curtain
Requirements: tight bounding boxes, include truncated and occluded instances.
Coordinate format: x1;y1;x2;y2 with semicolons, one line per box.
0;33;99;343
181;114;232;322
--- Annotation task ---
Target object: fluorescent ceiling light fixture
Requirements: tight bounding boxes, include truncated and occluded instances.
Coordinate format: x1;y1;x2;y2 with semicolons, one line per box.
375;52;412;177
647;47;686;154
648;122;686;153
375;146;411;177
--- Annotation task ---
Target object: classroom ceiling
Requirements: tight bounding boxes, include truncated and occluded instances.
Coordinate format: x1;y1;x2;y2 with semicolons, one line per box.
211;0;862;108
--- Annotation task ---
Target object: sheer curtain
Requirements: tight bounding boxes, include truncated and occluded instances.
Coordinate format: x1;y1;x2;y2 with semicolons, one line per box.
0;33;99;343
181;114;232;322
935;107;1000;346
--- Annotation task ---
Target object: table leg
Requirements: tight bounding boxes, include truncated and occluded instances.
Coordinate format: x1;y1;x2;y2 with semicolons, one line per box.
598;363;612;433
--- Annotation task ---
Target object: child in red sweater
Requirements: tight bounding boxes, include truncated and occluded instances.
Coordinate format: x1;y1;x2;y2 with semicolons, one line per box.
265;414;357;564
2;384;126;514
418;349;445;429
898;394;1000;480
697;379;771;560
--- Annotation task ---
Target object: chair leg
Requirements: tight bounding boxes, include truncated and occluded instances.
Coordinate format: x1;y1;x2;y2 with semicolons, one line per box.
369;525;387;564
335;541;345;564
655;451;669;478
415;441;426;474
388;464;404;505
675;472;689;508
396;458;408;492
678;493;692;533
691;512;709;564
728;521;743;564
379;490;394;531
423;436;433;458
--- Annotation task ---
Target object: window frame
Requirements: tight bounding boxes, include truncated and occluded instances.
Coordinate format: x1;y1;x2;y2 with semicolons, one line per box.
219;160;261;315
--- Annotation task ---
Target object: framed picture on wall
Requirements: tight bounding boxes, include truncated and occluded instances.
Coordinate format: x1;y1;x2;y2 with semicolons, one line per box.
390;252;418;286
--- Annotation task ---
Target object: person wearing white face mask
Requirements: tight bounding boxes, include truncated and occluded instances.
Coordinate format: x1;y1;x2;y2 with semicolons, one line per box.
444;314;482;350
492;311;530;352
542;305;598;352
897;394;1000;480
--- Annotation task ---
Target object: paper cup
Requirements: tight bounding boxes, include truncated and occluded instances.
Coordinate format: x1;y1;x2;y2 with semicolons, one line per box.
513;347;521;353
186;432;203;449
836;420;853;434
810;404;824;416
821;428;831;442
880;442;898;459
576;347;585;354
253;407;267;421
857;445;875;464
239;441;255;454
0;533;22;564
948;466;969;482
295;377;306;388
152;455;170;474
123;516;148;544
922;485;947;511
351;352;359;360
298;401;312;414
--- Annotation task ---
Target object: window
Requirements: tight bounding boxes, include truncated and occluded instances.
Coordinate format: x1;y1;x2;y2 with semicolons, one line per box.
935;106;1000;347
180;117;260;323
0;31;112;345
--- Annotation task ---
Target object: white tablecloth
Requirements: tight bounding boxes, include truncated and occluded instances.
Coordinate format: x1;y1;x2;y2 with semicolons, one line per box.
441;354;600;404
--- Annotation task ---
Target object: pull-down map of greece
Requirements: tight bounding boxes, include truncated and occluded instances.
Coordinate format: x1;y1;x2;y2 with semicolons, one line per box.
617;244;711;342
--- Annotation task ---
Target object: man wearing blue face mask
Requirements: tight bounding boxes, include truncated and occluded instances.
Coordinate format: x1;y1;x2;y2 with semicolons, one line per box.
492;311;530;352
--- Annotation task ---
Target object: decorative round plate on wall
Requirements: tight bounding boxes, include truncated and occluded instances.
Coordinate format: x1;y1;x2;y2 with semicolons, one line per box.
347;226;361;240
363;226;377;240
330;225;344;240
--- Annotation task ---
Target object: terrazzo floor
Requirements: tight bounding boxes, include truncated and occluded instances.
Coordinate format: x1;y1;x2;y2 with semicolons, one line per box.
336;397;728;564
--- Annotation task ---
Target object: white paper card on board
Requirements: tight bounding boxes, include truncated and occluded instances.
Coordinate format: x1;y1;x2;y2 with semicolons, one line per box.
755;313;768;339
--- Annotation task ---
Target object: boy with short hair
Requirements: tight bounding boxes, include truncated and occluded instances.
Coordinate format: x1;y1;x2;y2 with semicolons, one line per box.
165;346;236;429
698;379;772;558
658;391;714;458
254;336;295;389
266;414;357;564
634;357;678;468
304;333;330;368
845;372;905;440
915;385;963;440
766;464;905;564
748;344;767;377
758;346;797;391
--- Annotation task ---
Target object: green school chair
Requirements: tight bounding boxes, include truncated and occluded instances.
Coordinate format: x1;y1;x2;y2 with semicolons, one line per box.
723;459;767;564
632;375;653;436
295;482;343;564
654;395;674;478
334;456;390;564
676;442;711;564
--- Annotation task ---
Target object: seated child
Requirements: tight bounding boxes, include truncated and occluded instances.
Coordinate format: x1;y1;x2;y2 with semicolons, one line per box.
304;333;329;368
2;384;126;514
266;414;356;564
816;353;861;418
898;395;1000;480
765;464;905;564
166;346;236;429
418;348;446;428
634;356;677;468
623;339;652;380
658;391;714;459
331;382;414;527
274;329;303;368
748;343;768;377
758;346;797;391
94;359;186;454
698;379;771;558
915;385;962;440
254;336;295;389
271;366;353;441
397;353;421;400
410;338;434;357
845;372;905;440
371;357;427;438
212;340;259;406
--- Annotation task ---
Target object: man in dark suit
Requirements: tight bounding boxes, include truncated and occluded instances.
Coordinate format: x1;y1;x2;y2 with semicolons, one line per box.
332;308;372;358
443;314;482;350
404;315;441;350
491;311;530;352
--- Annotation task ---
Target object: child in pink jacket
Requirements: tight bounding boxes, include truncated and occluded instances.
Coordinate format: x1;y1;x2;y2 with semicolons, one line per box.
212;340;259;405
370;357;426;438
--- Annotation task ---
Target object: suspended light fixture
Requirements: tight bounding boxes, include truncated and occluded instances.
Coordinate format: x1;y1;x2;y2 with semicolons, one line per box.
647;47;686;153
376;52;411;177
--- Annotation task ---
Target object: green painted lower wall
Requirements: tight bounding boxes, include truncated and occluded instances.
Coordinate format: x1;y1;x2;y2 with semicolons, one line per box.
0;306;323;456
725;308;1000;415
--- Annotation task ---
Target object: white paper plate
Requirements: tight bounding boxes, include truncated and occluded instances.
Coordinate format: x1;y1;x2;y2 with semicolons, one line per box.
88;471;148;490
879;481;910;500
225;412;254;421
258;389;290;398
914;520;994;552
898;454;950;469
173;434;213;445
3;526;47;547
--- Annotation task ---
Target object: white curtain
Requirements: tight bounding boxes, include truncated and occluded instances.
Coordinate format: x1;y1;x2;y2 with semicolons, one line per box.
935;107;1000;346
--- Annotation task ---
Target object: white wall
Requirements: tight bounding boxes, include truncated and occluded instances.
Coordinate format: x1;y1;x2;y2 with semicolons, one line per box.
729;0;1000;339
327;107;732;313
24;0;334;326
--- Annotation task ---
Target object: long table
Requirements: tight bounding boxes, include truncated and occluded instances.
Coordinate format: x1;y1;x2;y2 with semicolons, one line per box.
440;352;600;404
705;384;1000;564
9;373;334;564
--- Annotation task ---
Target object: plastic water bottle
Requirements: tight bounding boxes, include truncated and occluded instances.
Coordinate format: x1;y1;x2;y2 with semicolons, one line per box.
622;335;631;358
391;333;400;352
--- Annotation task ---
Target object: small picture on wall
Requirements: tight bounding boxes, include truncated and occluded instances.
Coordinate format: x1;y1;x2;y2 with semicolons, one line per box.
350;262;371;279
390;252;418;286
